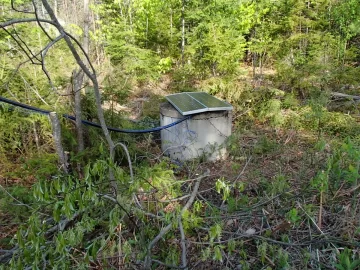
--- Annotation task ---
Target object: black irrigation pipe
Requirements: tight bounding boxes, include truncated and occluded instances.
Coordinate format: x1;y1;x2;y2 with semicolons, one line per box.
0;96;190;134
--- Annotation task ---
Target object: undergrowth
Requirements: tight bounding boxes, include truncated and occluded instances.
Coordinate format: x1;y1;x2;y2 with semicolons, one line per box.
1;78;360;269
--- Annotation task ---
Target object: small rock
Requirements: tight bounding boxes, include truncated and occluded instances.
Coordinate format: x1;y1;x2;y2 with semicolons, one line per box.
244;228;256;235
226;219;237;227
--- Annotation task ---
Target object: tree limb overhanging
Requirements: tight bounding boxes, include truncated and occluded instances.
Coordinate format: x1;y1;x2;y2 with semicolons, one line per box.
11;0;34;14
40;34;64;89
0;30;61;93
39;0;114;150
0;18;55;28
31;0;53;41
0;26;41;65
0;1;115;151
1;1;120;197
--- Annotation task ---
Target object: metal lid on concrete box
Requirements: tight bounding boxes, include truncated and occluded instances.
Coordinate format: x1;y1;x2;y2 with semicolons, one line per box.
165;92;233;115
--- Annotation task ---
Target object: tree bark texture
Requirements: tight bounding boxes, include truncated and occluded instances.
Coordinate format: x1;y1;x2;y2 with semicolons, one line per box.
83;0;90;55
49;112;68;173
40;0;114;151
73;69;85;153
181;0;185;67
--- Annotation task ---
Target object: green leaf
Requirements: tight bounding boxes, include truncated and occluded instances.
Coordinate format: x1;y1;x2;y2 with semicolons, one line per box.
53;201;63;222
17;230;24;248
213;246;223;262
350;260;360;269
335;264;345;270
209;224;222;242
227;239;236;253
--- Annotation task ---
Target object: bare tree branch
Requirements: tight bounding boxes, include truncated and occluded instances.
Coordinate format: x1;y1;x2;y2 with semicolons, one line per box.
1;26;61;94
178;217;188;270
11;25;42;63
0;25;40;65
72;69;85;157
100;193;139;231
11;0;34;14
0;18;55;28
40;34;64;89
1;2;115;151
1;33;64;97
40;0;114;151
331;92;360;101
65;31;96;75
19;73;49;105
1;18;90;88
31;0;53;41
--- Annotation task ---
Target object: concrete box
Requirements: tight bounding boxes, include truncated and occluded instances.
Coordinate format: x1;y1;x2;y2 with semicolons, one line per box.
160;102;232;161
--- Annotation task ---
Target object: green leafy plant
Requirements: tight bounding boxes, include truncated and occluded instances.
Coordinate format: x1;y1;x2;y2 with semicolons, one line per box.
215;178;230;201
257;241;268;264
254;136;279;155
269;174;289;196
276;248;290;269
335;248;360;270
209;223;222;243
286;208;301;225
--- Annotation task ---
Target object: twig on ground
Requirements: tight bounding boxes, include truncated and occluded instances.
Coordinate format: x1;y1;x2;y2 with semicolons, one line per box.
0;212;80;264
233;156;252;183
297;202;339;252
193;227;360;248
0;184;34;209
151;259;186;269
112;142;134;183
0;246;18;264
297;202;324;235
158;194;190;203
99;194;139;230
118;224;122;268
179;216;188;270
45;212;81;237
341;183;360;197
318;187;323;229
144;169;209;269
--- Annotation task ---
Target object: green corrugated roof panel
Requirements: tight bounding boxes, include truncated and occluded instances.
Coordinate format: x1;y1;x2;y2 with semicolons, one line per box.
165;92;232;115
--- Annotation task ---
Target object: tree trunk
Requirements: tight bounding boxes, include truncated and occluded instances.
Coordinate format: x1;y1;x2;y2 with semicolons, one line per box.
33;122;40;152
146;15;148;48
252;52;257;78
259;52;263;77
181;0;185;67
83;0;90;55
73;70;84;153
170;8;173;38
49;112;68;173
128;0;133;33
54;0;57;17
92;3;101;65
72;0;90;157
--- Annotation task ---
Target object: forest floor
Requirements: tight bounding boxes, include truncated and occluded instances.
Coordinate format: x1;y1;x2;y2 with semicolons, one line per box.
122;77;360;269
1;74;360;269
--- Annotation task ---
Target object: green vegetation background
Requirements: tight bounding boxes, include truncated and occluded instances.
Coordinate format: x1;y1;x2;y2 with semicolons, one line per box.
0;0;360;269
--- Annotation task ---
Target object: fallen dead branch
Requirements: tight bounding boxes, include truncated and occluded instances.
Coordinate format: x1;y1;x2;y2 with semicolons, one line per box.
331;92;360;102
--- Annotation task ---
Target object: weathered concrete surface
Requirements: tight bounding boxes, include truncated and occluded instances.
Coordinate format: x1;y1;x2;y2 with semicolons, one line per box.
160;102;232;161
